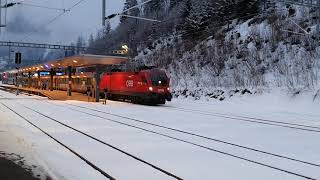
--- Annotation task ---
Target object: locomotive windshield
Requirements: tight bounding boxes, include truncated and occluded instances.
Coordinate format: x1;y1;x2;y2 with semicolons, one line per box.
150;70;169;86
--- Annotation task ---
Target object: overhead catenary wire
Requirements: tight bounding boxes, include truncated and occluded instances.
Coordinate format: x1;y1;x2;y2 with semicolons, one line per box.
121;0;152;14
105;0;159;22
18;2;68;11
21;0;87;42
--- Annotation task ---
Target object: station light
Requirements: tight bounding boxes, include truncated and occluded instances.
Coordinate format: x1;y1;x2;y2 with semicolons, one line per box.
148;87;153;91
73;60;78;63
122;45;129;51
51;64;55;67
40;66;44;68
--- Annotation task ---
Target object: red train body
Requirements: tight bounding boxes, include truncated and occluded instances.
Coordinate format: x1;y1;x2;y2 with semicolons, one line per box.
2;67;172;105
100;68;172;104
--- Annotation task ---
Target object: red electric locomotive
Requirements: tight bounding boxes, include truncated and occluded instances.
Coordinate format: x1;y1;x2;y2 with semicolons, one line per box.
100;68;172;105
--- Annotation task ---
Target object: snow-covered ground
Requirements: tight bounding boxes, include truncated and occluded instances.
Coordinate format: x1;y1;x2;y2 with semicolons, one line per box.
0;89;319;180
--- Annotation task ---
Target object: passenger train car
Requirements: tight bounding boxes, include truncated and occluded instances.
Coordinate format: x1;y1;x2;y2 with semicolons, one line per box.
2;72;16;85
2;67;172;105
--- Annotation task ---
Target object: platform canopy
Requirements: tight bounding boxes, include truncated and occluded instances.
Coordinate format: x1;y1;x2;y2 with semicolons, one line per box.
19;54;128;72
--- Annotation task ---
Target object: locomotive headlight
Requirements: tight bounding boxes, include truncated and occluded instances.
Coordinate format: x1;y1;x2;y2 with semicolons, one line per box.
149;87;153;91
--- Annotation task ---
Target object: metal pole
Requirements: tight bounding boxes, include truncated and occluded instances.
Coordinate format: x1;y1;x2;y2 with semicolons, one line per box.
28;72;31;88
95;65;101;102
8;45;11;62
318;0;320;36
50;68;54;91
37;71;40;89
67;66;72;96
102;0;106;26
4;0;7;26
0;0;2;32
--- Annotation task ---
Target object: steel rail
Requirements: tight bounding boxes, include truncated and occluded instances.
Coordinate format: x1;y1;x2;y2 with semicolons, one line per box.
59;102;320;168
17;103;183;180
23;101;316;180
164;106;320;131
0;102;116;180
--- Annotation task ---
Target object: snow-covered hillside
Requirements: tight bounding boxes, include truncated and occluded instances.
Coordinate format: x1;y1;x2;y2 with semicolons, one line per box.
136;4;320;100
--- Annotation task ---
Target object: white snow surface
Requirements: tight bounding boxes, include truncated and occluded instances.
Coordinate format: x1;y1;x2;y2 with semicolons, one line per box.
0;90;319;180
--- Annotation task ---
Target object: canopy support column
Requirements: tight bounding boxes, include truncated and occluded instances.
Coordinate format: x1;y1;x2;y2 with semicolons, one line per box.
37;71;40;89
50;68;54;91
28;72;32;88
95;65;102;102
67;66;72;96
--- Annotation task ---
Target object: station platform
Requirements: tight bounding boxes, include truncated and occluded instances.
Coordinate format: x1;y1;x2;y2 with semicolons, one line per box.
0;85;92;102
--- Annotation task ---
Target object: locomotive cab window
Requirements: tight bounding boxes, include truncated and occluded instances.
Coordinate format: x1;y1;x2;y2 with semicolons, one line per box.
150;71;168;86
141;75;147;84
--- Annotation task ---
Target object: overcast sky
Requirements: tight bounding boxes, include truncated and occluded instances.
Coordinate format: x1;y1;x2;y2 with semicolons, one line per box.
0;0;125;45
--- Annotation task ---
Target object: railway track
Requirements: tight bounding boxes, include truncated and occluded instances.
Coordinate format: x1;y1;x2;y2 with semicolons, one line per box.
0;100;183;180
60;103;320;166
0;89;319;179
162;106;320;132
2;85;319;132
0;102;116;180
27;100;318;179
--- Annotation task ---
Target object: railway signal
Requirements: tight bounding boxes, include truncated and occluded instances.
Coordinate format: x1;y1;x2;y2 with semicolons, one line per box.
15;52;22;64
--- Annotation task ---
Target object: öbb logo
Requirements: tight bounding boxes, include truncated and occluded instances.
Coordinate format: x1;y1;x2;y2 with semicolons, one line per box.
126;80;134;87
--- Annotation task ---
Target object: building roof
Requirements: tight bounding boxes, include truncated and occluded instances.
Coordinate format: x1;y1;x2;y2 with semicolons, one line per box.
18;54;128;72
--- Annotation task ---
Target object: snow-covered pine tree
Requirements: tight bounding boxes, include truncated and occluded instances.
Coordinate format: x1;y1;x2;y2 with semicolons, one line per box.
214;0;260;24
169;0;179;9
180;0;211;40
144;0;166;18
88;34;94;47
175;0;192;32
102;21;111;38
76;36;86;54
120;0;140;24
